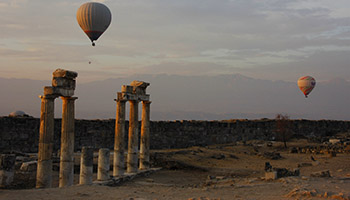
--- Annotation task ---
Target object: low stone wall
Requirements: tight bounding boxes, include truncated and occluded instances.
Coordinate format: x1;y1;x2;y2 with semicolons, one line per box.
0;117;349;153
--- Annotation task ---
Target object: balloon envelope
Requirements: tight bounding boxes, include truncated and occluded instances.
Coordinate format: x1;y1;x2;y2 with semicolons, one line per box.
297;76;316;97
76;2;112;45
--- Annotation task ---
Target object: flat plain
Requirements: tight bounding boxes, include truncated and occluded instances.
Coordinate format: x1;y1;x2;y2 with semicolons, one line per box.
1;140;350;200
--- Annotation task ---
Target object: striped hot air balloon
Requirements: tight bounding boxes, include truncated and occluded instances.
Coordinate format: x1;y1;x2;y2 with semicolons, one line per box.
297;76;316;98
76;2;112;46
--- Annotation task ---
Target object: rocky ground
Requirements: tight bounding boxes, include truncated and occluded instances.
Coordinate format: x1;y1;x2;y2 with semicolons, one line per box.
1;139;350;200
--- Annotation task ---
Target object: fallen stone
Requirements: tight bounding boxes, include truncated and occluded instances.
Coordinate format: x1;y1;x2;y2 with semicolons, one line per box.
20;161;37;172
211;154;225;160
94;168;161;187
215;176;226;180
285;187;317;198
262;152;282;160
310;170;331;178
265;171;277;180
145;178;154;183
298;162;312;167
274;168;300;178
329;139;341;144
330;193;347;200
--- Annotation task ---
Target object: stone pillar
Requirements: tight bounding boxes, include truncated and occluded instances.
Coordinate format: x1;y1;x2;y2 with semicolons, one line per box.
113;100;126;176
97;148;110;181
79;147;93;185
127;100;139;173
36;95;56;188
59;96;77;187
139;101;151;170
0;154;16;188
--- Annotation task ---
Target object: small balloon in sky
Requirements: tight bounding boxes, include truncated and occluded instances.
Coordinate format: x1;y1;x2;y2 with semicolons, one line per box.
76;2;112;46
297;76;316;98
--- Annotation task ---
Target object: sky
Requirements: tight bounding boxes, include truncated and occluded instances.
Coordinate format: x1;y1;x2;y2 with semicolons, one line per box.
1;0;350;83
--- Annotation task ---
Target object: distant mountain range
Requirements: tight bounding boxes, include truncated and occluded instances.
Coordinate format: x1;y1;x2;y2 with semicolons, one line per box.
1;74;349;120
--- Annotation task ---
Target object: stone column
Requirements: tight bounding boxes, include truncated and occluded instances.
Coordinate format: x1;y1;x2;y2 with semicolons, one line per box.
139;101;151;170
97;148;110;181
113;100;126;176
79;147;93;185
36;95;56;188
59;96;77;187
127;100;139;173
0;154;16;188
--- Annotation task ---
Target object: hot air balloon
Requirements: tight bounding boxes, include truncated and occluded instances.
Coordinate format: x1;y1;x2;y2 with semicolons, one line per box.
76;2;112;46
297;76;316;98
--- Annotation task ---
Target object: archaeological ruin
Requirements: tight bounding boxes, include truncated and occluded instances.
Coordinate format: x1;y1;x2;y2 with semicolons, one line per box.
36;69;78;188
113;80;151;176
4;69;154;189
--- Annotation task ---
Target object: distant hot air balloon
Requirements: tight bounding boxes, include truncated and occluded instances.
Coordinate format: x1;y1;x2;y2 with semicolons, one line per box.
297;76;316;98
76;2;112;46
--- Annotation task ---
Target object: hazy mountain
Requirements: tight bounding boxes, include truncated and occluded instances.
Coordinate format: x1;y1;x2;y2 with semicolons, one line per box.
1;74;349;120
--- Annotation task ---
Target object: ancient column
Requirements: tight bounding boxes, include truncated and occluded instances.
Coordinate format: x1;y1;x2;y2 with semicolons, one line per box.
59;96;77;187
127;100;139;173
79;147;93;185
36;95;56;188
97;148;110;181
139;101;151;170
113;100;126;176
0;154;16;188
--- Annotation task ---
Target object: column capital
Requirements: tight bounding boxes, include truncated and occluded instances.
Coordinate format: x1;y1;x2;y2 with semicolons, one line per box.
142;101;152;104
114;98;127;102
39;95;58;100
60;96;78;101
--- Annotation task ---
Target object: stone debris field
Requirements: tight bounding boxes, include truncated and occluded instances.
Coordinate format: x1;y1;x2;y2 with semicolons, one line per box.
1;139;350;200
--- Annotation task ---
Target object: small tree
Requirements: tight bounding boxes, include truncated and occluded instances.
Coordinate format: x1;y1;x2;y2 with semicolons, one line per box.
275;114;292;148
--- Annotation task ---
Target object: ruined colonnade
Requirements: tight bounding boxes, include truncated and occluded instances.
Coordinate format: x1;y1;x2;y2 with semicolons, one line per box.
113;81;151;176
34;69;151;188
36;69;151;188
36;69;78;188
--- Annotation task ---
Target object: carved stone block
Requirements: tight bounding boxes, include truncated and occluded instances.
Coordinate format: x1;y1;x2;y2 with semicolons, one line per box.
44;86;74;97
53;69;78;79
52;77;76;89
121;85;133;93
130;80;150;94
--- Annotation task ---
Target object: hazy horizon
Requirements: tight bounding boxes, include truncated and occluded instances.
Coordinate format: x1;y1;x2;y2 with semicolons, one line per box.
1;73;349;121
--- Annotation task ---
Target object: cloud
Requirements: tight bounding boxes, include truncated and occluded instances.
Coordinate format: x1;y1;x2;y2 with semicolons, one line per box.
1;0;350;83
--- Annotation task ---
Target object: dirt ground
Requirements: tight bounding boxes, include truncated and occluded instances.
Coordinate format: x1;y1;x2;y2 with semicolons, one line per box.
1;139;350;200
